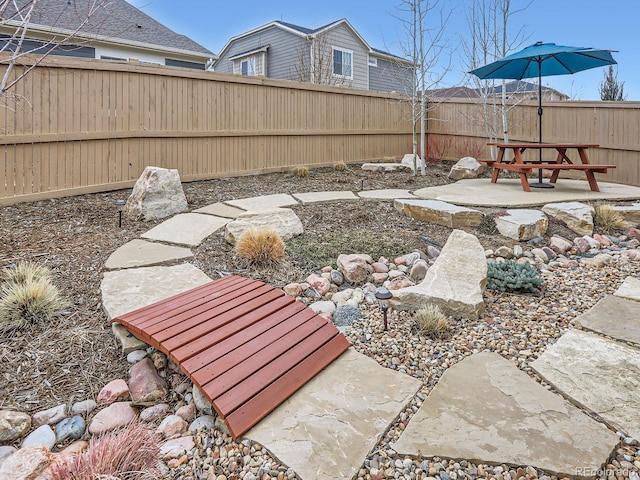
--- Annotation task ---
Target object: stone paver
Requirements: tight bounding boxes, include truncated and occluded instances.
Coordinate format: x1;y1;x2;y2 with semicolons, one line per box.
141;213;229;247
246;348;421;480
226;193;298;211
394;199;483;228
394;352;619;477
574;295;640;346
193;202;245;218
105;239;193;270
413;179;640;207
224;208;304;244
495;209;548;241
615;276;640;301
531;329;640;440
101;264;211;319
357;189;416;199
292;191;358;203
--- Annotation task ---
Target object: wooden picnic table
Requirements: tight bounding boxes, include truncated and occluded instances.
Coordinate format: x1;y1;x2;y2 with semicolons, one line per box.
481;143;616;192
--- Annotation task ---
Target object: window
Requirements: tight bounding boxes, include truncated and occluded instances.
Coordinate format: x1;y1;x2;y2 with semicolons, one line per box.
100;55;126;61
368;56;377;67
241;57;255;76
332;48;353;78
231;50;267;76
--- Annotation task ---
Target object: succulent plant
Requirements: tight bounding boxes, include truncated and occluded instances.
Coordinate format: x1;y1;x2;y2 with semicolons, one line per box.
487;259;543;293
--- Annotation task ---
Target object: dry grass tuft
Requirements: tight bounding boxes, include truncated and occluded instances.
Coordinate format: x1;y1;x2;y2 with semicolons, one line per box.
382;156;396;163
594;204;626;234
333;161;347;171
290;165;309;177
236;228;285;266
0;262;66;332
2;261;53;285
414;303;450;338
48;421;161;480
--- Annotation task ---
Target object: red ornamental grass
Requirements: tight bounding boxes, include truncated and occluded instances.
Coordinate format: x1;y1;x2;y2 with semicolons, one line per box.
48;421;162;480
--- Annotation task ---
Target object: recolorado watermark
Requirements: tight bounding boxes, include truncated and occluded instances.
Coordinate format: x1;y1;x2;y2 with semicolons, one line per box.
575;467;631;477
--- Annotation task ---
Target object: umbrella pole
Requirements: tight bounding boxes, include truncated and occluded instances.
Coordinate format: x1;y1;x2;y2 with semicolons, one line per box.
530;66;554;188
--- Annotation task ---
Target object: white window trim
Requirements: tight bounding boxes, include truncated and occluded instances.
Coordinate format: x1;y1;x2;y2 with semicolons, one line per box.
368;56;377;67
332;46;354;80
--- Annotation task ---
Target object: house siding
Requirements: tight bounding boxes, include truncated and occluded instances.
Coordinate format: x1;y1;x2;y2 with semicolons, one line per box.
216;26;307;80
369;57;413;93
318;23;368;90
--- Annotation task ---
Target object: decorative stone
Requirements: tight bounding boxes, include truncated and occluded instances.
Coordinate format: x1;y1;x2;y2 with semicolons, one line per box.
97;378;130;404
0;446;51;480
0;446;17;467
337;254;368;283
283;283;303;297
224;208;303;244
394;199;483;228
127;350;148;363
409;260;429;283
333;305;363;326
387;276;415;290
32;404;66;427
0;410;31;442
573;237;591;253
305;273;330;296
175;403;196;422
88;402;137;435
309;301;336;315
55;416;86;443
157;415;187;438
124;166;188;221
549;235;574;254
494;246;513;259
495;210;548;241
111;323;148;354
160;436;195;459
361;162;412;172
192;385;213;415
140;403;171;422
394;352;620;477
330;270;344;286
71;400;97;415
580;253;613;267
448;156;484;180
129;357;168;404
613;203;640;224
59;440;88;457
188;415;217;433
21;425;55;450
391;230;487;318
542;202;595;235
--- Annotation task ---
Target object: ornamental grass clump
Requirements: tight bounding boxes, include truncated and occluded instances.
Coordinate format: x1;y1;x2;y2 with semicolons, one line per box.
48;421;161;480
487;259;543;294
333;161;347;171
414;303;450;338
235;228;285;266
290;165;309;177
0;262;66;332
594;204;626;234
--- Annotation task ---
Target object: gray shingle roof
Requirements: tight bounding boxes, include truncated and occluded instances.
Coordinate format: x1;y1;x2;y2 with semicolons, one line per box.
4;0;213;57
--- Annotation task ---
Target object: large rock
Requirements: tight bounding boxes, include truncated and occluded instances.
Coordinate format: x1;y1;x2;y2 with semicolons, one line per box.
448;156;484;180
0;446;52;480
88;402;137;435
128;357;168;404
337;254;369;284
495;209;548;241
224;208;303;244
0;410;31;442
390;230;487;318
393;352;619;478
394;199;483;228
542;202;595;235
124;166;188;221
613;203;640;224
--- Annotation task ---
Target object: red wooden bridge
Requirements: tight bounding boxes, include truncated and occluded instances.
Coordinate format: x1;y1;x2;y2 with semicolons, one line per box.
111;275;350;438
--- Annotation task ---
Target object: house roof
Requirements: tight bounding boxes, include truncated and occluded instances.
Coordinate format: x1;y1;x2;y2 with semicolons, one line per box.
485;80;568;98
2;0;214;59
427;87;481;98
216;18;412;66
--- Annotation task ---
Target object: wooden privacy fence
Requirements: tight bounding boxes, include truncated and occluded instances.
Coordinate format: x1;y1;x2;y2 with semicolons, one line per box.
427;98;640;187
0;55;413;205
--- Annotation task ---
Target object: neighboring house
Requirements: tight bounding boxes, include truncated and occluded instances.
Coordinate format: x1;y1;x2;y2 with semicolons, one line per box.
214;19;414;93
484;80;569;101
0;0;215;70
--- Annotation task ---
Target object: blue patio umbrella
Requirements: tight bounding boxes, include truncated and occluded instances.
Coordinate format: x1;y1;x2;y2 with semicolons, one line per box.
470;42;617;188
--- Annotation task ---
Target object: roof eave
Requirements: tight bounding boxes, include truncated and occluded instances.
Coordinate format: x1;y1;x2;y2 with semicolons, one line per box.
216;21;307;61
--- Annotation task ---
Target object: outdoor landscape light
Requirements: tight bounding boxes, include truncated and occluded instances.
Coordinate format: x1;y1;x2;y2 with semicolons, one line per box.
115;199;126;228
375;287;393;331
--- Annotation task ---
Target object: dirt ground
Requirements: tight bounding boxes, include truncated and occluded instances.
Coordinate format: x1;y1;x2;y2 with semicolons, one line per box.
0;161;576;415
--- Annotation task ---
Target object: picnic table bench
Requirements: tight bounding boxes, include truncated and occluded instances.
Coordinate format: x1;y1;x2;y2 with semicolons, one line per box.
480;143;616;192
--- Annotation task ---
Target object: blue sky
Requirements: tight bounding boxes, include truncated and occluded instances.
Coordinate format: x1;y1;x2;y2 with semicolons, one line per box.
128;0;639;101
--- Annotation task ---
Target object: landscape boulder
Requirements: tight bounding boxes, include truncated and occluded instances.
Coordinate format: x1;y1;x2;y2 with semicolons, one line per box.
542;202;595;236
448;156;484;180
337;254;369;284
390;230;487;318
124;166;188;221
495;209;548;241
